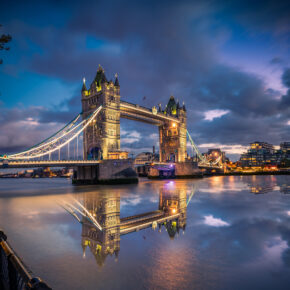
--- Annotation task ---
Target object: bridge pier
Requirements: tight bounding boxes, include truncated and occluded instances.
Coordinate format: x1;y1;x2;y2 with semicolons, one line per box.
73;159;138;185
148;162;202;179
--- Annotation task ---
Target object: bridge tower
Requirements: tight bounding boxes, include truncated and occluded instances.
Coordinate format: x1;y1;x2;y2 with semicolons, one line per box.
159;96;187;162
81;65;120;160
81;191;120;266
159;183;187;238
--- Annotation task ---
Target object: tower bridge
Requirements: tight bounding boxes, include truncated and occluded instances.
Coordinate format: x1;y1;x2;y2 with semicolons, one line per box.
0;65;225;181
60;181;193;266
81;65;187;163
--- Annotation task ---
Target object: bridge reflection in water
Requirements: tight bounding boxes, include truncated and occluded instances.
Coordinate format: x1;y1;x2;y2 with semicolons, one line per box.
62;182;195;266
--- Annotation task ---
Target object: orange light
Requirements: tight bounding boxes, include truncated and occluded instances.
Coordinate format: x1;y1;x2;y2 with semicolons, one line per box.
172;122;176;128
172;208;176;214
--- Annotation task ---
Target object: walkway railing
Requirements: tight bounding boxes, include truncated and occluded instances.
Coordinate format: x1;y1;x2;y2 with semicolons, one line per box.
0;230;51;290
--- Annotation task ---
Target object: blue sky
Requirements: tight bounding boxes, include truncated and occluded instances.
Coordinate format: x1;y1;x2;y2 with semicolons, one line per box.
0;0;289;159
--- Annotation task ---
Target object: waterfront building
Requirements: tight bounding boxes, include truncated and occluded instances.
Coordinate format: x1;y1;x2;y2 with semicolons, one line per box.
240;141;275;167
240;141;290;168
278;142;290;167
280;142;290;151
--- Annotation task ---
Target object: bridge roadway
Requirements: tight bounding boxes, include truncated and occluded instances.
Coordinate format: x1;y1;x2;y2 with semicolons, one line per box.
120;210;180;235
1;160;223;170
0;160;101;168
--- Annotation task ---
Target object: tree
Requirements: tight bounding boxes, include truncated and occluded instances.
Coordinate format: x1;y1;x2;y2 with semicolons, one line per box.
0;24;12;64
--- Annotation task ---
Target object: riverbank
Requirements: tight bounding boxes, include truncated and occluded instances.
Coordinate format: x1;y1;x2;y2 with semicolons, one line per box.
221;170;290;176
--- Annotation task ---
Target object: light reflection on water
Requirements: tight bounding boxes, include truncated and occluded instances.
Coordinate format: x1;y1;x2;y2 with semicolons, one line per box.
0;175;289;290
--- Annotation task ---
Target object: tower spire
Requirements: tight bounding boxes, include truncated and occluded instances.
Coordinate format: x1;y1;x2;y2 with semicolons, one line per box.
114;73;120;87
82;77;87;92
182;101;186;111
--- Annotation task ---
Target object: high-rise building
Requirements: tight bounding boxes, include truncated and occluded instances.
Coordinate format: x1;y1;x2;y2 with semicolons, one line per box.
278;142;290;167
240;141;290;167
240;141;275;167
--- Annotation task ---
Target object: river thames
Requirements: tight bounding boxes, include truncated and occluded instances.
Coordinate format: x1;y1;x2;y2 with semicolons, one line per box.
0;175;290;290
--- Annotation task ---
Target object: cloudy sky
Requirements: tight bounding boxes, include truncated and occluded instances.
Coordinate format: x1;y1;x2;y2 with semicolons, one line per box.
0;0;289;160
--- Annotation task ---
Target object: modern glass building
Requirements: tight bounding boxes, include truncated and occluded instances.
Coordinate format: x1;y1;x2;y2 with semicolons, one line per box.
240;141;290;168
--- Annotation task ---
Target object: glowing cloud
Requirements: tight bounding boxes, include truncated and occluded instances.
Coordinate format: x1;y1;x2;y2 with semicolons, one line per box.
203;109;230;121
121;129;141;144
198;143;248;155
204;215;230;227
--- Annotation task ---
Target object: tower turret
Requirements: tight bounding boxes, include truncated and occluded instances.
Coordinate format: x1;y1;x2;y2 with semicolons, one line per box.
165;96;177;115
93;65;108;91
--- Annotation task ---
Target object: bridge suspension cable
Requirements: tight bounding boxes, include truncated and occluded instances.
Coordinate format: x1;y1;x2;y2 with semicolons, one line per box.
186;183;198;206
7;117;86;159
186;130;204;161
4;106;102;160
59;198;103;231
8;114;81;158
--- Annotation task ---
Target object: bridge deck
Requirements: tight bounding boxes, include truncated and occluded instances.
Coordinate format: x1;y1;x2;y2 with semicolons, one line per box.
1;160;101;168
120;213;180;235
121;210;164;226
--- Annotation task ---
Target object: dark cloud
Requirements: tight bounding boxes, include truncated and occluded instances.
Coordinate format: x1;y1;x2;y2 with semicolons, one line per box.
0;95;79;153
282;248;290;267
270;57;284;66
279;90;290;111
0;0;290;158
219;0;290;36
282;68;290;88
190;65;279;117
279;68;290;116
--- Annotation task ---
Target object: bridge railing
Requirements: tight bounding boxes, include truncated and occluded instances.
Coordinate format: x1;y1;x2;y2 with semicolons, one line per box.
0;230;51;290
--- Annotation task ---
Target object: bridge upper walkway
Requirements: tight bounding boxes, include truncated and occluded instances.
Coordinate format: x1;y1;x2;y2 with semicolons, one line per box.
120;212;180;235
120;100;180;125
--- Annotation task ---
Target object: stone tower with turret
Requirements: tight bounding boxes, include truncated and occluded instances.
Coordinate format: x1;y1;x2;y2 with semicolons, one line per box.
81;65;120;160
81;191;120;266
159;96;187;162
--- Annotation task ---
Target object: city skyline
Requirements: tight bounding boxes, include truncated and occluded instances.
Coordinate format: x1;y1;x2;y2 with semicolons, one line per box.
0;0;290;160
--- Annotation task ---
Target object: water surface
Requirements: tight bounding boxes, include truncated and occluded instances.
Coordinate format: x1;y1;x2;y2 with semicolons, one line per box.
0;175;290;290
